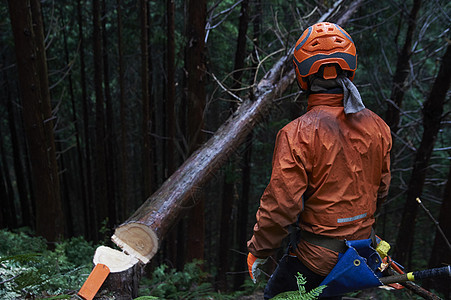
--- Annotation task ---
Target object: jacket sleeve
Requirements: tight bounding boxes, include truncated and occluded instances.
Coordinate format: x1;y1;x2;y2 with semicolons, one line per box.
247;127;308;258
377;125;392;209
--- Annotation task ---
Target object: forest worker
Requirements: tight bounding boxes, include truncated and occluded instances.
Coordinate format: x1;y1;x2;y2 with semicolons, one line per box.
246;22;392;299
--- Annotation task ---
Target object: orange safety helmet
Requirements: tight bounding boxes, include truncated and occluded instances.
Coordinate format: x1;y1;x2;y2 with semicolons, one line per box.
293;22;357;90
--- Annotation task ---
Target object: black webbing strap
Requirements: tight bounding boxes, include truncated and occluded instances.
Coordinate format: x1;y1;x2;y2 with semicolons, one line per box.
299;229;377;254
300;230;348;253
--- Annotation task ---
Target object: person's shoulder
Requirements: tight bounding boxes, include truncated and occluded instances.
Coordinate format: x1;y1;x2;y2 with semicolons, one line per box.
363;108;388;123
284;111;320;130
361;108;391;134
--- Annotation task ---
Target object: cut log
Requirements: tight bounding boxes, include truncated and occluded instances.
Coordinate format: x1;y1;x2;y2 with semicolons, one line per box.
90;246;143;300
111;0;360;265
111;224;158;264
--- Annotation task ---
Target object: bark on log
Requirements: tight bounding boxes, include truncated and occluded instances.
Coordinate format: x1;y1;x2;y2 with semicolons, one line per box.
111;0;359;264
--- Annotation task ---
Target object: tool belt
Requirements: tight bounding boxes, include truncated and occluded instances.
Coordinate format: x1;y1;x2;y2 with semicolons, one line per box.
299;230;348;253
290;227;377;254
289;227;384;297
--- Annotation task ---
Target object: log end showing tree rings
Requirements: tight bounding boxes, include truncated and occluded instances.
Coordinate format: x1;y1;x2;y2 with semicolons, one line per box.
93;246;139;273
111;222;159;264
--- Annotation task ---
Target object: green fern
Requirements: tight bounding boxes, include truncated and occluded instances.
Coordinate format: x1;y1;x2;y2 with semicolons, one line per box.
272;273;326;300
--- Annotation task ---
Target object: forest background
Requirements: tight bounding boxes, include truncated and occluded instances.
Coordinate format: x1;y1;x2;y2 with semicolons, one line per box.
0;0;450;298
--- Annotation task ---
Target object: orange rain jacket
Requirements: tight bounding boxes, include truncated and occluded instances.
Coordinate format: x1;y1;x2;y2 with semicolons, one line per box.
247;93;392;276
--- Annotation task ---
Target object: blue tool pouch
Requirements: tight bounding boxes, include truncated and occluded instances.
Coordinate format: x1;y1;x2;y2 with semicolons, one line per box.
318;239;384;297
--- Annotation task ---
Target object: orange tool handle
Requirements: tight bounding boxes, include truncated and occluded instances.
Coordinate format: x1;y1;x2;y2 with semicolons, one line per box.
78;263;110;300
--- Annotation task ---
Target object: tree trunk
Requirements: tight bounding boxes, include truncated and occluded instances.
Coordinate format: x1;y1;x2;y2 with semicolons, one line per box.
94;246;142;299
147;1;157;191
385;0;422;136
234;0;260;289
93;0;108;237
111;0;362;265
61;4;84;237
116;0;128;222
394;44;451;267
102;0;117;227
231;0;249;91
185;0;207;263
56;139;73;237
217;164;236;291
217;0;249;290
5;97;30;228
77;0;95;240
0;129;16;228
164;0;179;267
141;0;153;200
8;0;64;242
166;0;176;178
2;54;29;228
0;154;8;228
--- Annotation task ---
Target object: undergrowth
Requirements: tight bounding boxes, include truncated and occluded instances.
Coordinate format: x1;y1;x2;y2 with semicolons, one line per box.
3;229;422;300
0;229;95;299
137;260;263;299
0;229;262;299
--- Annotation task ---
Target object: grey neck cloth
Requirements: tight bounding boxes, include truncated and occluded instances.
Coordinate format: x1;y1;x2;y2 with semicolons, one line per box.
309;75;365;114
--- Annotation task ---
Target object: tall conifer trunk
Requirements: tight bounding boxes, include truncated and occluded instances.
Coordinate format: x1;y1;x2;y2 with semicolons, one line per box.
77;0;95;239
164;0;179;266
102;0;117;227
217;0;249;290
0;150;9;228
61;4;85;236
93;0;107;239
3;54;29;228
166;0;176;178
8;0;64;242
117;0;128;221
0;129;16;228
385;0;422;136
185;0;207;263
235;0;261;289
141;0;153;198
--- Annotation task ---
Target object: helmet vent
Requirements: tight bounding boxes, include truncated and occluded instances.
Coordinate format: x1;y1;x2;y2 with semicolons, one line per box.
335;38;343;43
312;41;319;47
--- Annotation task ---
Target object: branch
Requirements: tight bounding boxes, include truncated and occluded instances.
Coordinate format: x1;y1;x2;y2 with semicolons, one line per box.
416;197;451;252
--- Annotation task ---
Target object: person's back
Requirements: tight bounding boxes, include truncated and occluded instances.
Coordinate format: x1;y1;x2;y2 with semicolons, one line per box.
288;93;391;275
246;22;392;300
297;97;391;237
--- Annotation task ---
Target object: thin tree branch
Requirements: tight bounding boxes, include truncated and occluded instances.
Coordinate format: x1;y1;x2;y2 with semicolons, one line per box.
416;197;451;252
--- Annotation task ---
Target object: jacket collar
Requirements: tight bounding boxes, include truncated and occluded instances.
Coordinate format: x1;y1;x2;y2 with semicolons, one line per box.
307;93;344;111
